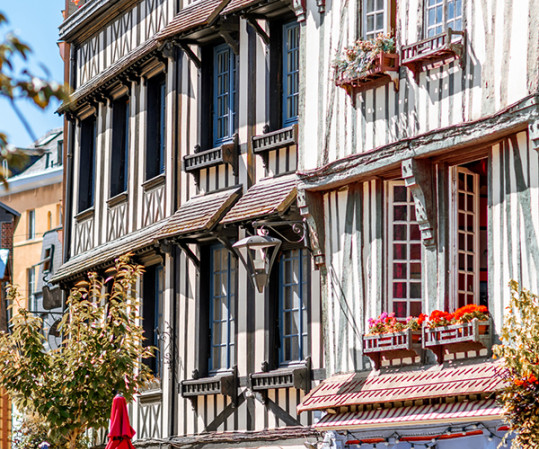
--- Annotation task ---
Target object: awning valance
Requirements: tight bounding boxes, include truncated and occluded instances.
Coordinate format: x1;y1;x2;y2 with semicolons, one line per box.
157;186;242;239
220;174;297;225
298;359;506;413
314;399;502;431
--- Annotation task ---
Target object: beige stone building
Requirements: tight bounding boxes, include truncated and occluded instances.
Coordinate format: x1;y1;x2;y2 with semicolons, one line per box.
0;128;63;308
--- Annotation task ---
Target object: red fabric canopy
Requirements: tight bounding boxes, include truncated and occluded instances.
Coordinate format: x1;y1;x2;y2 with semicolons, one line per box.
105;394;136;449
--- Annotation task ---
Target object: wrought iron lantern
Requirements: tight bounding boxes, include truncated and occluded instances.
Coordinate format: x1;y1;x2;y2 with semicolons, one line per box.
232;229;282;293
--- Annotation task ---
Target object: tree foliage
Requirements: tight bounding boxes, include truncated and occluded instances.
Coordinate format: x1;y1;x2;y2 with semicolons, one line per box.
0;11;69;184
0;256;154;449
493;281;539;449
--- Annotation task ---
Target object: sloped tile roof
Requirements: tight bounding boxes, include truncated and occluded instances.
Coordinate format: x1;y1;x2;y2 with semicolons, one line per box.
314;399;502;430
297;359;506;413
221;0;259;14
50;218;168;284
157;0;231;41
158;186;242;239
220;174;297;224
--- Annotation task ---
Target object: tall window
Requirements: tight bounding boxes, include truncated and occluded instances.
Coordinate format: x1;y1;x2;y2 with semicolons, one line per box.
27;209;35;239
209;244;236;372
146;75;166;180
78;116;96;212
363;0;386;40
451;161;488;309
143;264;164;376
279;248;309;364
426;0;462;37
387;182;422;318
282;22;300;126
111;96;129;197
213;44;237;147
27;267;36;310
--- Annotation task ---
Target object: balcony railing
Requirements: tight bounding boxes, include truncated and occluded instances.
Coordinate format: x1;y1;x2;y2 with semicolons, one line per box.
252;124;298;154
184;135;239;178
402;28;465;79
250;360;310;391
362;329;422;370
362;318;493;369
423;318;492;364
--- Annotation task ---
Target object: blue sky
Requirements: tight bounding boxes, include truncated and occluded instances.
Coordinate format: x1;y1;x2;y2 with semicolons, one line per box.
0;0;66;148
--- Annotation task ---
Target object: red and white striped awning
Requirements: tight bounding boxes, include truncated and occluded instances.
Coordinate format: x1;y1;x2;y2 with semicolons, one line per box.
315;399;502;430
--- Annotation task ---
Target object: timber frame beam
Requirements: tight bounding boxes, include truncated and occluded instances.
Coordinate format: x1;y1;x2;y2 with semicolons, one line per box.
401;158;436;247
297;189;326;270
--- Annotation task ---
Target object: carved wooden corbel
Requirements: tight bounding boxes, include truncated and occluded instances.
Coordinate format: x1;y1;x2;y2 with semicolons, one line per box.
401;158;436;247
529;119;539;151
290;0;307;22
297;188;326;270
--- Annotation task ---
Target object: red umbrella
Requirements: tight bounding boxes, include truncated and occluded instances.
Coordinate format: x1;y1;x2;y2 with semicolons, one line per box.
105;394;136;449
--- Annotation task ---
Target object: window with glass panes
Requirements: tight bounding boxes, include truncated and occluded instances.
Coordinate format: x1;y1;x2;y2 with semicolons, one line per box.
146;75;166;180
363;0;386;40
111;96;129;197
213;44;237;147
452;166;480;309
282;22;299;126
426;0;462;37
387;182;422;318
142;264;164;376
279;248;309;364
209;244;236;372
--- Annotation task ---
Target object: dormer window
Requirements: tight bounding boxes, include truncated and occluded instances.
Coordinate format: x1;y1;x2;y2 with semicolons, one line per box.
426;0;462;37
213;44;237;147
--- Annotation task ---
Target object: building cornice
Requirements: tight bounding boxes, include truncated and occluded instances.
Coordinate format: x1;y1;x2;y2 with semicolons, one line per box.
0;167;63;197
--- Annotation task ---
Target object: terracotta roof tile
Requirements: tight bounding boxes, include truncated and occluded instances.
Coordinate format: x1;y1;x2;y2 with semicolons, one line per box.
158;186;242;239
157;0;231;41
314;399;502;430
220;174;297;224
51;218;168;284
221;0;259;14
297;359;507;413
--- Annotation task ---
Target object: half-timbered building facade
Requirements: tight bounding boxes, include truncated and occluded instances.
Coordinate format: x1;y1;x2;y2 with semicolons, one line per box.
55;0;323;447
296;0;539;447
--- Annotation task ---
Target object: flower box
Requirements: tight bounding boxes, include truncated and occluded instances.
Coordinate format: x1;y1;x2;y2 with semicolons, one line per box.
402;28;465;80
362;328;422;370
336;52;399;99
423;318;492;364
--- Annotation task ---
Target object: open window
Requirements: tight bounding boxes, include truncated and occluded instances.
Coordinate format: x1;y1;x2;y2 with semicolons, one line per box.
78;116;96;212
450;160;488;310
387;181;423;318
110;96;129;197
145;74;166;180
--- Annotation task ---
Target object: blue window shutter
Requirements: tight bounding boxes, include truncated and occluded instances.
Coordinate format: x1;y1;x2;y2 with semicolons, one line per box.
282;22;300;127
213;44;236;147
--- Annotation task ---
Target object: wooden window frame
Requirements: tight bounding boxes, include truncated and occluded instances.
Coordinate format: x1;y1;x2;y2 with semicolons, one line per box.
110;96;130;197
425;0;463;38
142;264;164;377
145;74;166;180
386;180;423;318
27;209;35;240
449;165;480;310
282;21;300;127
212;44;237;148
78;116;96;213
208;244;236;373
278;248;310;365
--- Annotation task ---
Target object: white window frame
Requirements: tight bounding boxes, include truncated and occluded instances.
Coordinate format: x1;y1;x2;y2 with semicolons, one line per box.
386;180;423;318
362;0;388;40
425;0;463;38
450;165;480;311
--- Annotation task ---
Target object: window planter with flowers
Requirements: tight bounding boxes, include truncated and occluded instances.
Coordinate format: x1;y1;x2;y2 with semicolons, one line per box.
362;312;427;370
333;34;399;104
423;304;492;364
